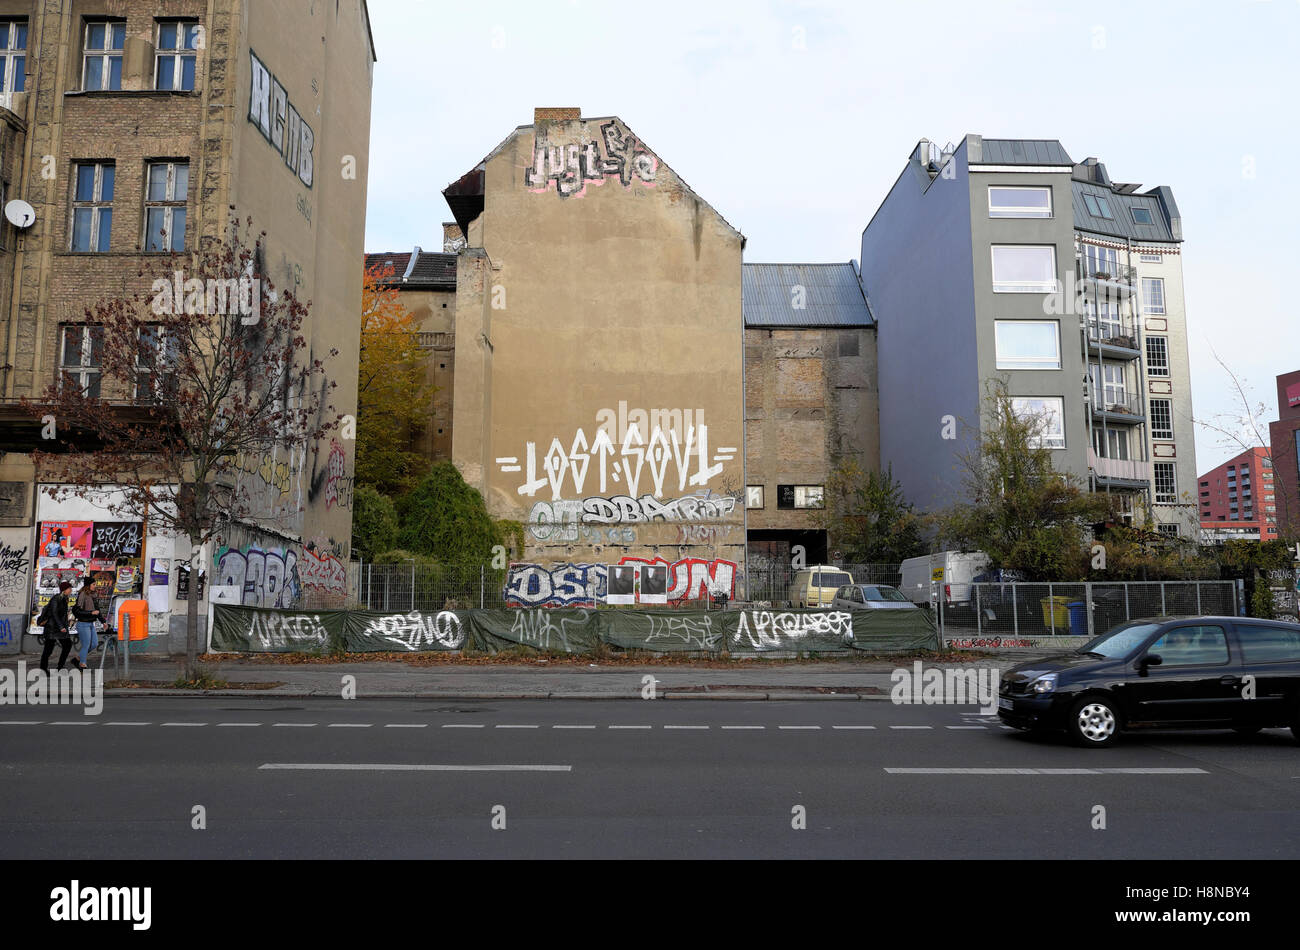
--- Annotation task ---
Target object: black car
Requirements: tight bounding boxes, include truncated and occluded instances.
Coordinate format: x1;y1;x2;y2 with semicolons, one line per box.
998;616;1300;747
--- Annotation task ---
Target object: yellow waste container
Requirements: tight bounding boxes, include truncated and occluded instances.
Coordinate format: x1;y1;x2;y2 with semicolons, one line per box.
1040;596;1070;629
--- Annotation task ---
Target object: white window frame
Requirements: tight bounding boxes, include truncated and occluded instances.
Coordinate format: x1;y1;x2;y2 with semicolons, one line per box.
1089;363;1128;409
1139;252;1162;262
82;19;125;91
994;320;1061;370
1011;396;1066;449
1093;427;1130;461
746;486;764;510
134;326;180;403
59;324;104;398
144;161;189;252
1154;462;1177;504
991;245;1057;293
1085;297;1124;340
0;18;27;98
987;186;1052;218
70;162;114;252
793;486;824;510
1146;336;1169;377
1131;207;1155;226
1142;277;1166;314
1149;398;1174;440
154;19;200;91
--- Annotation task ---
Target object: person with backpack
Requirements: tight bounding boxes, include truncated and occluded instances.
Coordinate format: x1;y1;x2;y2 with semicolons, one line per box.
38;581;74;673
73;578;101;669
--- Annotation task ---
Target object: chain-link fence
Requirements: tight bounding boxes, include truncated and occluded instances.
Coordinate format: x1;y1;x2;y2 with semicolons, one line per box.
937;580;1238;643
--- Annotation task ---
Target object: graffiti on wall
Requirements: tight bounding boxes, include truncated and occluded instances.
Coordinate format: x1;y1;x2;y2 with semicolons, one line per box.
89;523;143;560
298;547;347;597
508;609;597;652
528;491;739;542
215;546;301;609
0;538;31;613
505;557;737;608
733;611;853;650
307;439;354;512
363;611;464;651
246;612;329;651
525;120;658;198
248;50;315;188
496;425;735;501
645;613;721;651
0;617;15;647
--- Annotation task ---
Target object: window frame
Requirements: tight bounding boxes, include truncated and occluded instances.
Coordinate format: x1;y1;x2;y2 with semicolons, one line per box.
1145;336;1170;378
59;324;105;398
994;320;1061;370
991;244;1057;294
746;485;764;510
987;185;1052;219
1142;277;1166;315
1139;252;1162;262
793;485;825;510
70;161;115;253
1154;461;1177;504
144;160;190;252
153;18;201;92
81;19;126;91
1010;396;1066;449
1146;624;1229;667
1131;207;1155;225
0;18;27;98
1149;398;1174;441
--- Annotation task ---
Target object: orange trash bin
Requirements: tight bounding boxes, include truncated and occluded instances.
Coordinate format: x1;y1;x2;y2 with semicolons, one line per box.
116;599;149;641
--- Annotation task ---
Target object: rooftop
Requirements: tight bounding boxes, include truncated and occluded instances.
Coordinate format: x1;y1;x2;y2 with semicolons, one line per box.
364;247;457;290
743;263;874;328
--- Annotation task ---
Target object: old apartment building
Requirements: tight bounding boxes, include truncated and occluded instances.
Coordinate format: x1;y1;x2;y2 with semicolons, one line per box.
0;0;375;652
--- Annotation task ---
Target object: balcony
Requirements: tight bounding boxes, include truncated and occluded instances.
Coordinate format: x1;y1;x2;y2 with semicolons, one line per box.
1083;317;1141;359
1089;449;1152;491
1076;256;1137;297
1089;390;1145;425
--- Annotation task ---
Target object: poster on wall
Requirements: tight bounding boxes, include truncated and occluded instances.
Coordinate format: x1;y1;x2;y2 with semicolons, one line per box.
39;522;93;558
150;558;170;587
36;557;89;611
606;564;636;605
90;522;143;560
640;565;668;604
115;567;139;595
176;565;206;602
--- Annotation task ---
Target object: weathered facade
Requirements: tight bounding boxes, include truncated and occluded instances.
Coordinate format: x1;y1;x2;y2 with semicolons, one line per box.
441;108;747;607
0;0;374;652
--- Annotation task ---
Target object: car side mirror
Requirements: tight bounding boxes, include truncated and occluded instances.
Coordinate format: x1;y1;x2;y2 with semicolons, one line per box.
1140;653;1163;671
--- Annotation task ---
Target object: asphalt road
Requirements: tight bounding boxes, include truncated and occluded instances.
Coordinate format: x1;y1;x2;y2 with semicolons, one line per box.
2;697;1297;858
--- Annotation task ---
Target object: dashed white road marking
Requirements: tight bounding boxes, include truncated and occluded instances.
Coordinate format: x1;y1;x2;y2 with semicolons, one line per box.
48;721;95;726
384;724;427;729
778;725;821;730
161;722;206;727
259;763;572;772
553;725;596;730
890;725;933;730
104;722;150;726
885;767;1209;775
0;721;44;725
327;723;372;728
832;725;876;730
495;725;539;729
721;725;765;730
217;723;261;727
609;725;651;730
664;725;709;730
947;725;988;730
273;723;317;728
442;724;485;729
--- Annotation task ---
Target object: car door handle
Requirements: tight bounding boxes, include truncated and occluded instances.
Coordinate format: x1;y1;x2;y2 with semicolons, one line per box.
1219;675;1239;686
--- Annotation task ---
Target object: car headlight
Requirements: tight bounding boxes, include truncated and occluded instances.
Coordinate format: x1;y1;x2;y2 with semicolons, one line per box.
1031;674;1057;694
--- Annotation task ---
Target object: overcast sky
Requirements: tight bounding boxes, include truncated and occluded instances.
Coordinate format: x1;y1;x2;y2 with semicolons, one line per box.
364;0;1298;473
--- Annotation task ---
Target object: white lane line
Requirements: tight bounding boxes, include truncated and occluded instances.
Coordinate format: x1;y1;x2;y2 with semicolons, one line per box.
328;723;372;729
273;723;317;728
0;721;44;725
664;725;709;730
553;725;596;730
104;722;150;726
885;767;1209;775
259;764;572;772
890;725;933;730
217;723;261;728
442;724;485;729
495;725;539;729
778;725;821;730
162;722;206;727
609;725;651;730
48;721;96;726
721;725;765;730
832;725;877;730
947;725;988;730
385;724;427;729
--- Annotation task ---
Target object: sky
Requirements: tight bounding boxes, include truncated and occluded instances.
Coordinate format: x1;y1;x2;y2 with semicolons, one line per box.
363;0;1299;473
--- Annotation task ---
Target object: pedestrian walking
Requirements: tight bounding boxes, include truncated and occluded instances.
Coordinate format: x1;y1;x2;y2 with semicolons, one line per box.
72;578;101;670
38;581;74;673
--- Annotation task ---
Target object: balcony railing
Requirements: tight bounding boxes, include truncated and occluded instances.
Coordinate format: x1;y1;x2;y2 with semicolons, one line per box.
1088;449;1152;487
1089;389;1144;420
1084;317;1140;354
1076;256;1137;290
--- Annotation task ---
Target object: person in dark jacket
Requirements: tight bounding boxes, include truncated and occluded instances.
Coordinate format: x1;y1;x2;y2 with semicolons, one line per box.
38;581;74;673
73;578;101;670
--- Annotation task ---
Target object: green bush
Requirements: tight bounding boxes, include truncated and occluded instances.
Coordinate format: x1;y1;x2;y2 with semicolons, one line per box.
351;486;399;560
396;462;502;563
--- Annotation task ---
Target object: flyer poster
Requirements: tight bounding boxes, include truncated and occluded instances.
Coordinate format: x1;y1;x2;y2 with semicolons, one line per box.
39;522;93;559
150;558;171;587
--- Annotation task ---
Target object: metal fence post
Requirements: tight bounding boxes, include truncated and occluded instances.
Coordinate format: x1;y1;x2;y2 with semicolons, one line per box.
384;571;390;612
975;585;982;637
1048;582;1055;635
480;563;485;610
1012;583;1019;637
1160;582;1166;615
1085;582;1094;639
410;560;416;612
1124;585;1130;621
1196;582;1202;615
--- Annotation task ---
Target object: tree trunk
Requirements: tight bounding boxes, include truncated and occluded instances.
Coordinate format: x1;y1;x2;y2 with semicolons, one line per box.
185;543;201;677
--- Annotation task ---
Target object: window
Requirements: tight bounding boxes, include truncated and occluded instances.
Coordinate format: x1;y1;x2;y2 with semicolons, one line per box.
82;20;125;91
1154;462;1177;504
1093;427;1129;460
1085;298;1124;341
59;324;104;398
1146;336;1169;377
1147;625;1228;666
988;186;1052;218
1010;397;1065;449
145;161;189;251
1131;207;1155;225
1237;625;1300;664
746;486;764;510
0;19;27;97
135;326;180;403
1139;252;1162;262
1156;524;1180;538
1142;277;1166;314
1149;399;1173;440
71;162;114;252
995;320;1060;370
155;20;201;91
991;245;1056;292
1089;363;1128;410
1082;193;1113;219
794;486;824;509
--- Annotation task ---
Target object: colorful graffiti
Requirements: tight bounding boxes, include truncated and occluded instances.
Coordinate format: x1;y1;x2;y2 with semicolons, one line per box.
323;440;353;511
234;449;293;499
524;120;658;198
497;425;735;502
505;557;737;608
528;491;739;541
214;546;300;609
299;547;347;597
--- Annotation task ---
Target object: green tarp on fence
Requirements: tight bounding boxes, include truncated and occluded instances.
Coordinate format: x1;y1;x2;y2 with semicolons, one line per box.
211;605;940;655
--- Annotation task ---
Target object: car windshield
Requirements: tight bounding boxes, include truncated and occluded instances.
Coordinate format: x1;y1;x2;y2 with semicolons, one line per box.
863;586;908;602
814;572;851;587
1079;622;1162;658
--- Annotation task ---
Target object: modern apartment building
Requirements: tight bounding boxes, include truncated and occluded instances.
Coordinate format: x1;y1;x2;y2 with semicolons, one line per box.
1268;370;1300;540
1197;447;1279;542
860;135;1198;536
0;1;375;651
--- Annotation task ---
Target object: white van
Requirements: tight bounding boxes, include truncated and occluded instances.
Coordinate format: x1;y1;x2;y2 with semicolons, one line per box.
898;551;991;610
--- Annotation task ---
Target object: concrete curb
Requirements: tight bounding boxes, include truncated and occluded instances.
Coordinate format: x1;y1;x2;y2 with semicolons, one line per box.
100;688;892;701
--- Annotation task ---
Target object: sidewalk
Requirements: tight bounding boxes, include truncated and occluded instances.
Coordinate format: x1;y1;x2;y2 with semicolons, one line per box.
0;652;1047;701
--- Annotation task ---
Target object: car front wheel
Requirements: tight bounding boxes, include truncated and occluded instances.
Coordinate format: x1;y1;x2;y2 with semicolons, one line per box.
1068;696;1120;748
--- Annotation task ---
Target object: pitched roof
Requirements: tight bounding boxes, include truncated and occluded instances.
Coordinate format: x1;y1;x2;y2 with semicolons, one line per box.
743;263;874;328
1071;181;1178;242
364;247;457;290
974;138;1074;165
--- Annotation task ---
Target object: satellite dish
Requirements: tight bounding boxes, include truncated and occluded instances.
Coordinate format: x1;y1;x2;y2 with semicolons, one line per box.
4;199;35;229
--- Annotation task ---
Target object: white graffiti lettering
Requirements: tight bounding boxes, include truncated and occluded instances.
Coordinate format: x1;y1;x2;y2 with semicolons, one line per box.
247;612;328;650
732;611;853;650
645;614;720;650
528;492;739;541
505;558;737;608
364;611;464;651
508;609;594;651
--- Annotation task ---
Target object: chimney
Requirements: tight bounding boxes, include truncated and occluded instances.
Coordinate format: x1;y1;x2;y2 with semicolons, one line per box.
443;222;465;252
534;107;580;124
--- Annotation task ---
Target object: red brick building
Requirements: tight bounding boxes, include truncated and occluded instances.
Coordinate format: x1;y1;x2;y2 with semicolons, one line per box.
1268;370;1300;541
1197;447;1279;542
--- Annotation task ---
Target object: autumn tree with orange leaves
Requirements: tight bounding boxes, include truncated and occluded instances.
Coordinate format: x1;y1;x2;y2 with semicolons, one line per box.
356;261;435;496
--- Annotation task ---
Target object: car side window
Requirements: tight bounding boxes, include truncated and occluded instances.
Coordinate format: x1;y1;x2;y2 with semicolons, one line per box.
1148;625;1229;666
852;587;863;603
1236;624;1300;663
835;586;847;600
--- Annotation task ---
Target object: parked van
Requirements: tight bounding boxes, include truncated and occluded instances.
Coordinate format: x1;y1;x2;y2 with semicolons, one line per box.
788;566;854;608
898;551;991;610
